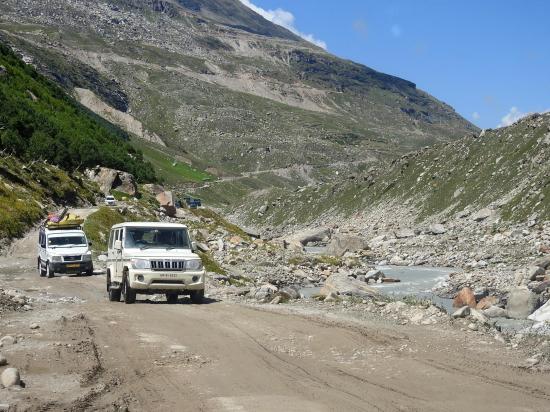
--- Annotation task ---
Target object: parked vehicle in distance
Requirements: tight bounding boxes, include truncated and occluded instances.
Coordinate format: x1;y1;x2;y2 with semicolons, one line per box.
184;197;202;209
105;222;205;304
38;222;93;278
105;195;116;206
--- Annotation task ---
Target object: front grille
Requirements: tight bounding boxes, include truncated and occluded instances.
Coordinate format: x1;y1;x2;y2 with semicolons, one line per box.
63;255;81;262
150;260;185;271
151;280;185;285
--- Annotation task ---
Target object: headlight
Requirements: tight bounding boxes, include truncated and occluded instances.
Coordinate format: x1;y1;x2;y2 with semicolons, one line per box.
51;256;62;262
82;254;92;262
186;259;203;271
131;259;151;269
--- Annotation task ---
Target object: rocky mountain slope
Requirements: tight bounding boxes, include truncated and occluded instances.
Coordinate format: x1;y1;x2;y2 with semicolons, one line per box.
0;0;476;180
210;112;550;231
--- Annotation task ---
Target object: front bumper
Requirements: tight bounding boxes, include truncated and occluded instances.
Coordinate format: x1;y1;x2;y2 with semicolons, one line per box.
52;261;93;274
127;268;205;293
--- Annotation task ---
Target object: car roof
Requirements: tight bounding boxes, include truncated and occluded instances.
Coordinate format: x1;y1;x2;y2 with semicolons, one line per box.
111;222;188;229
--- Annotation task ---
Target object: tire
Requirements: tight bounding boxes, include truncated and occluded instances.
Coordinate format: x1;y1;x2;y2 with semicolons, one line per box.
85;268;94;276
38;259;46;277
190;289;204;304
46;262;54;278
107;273;121;302
122;276;136;304
166;294;178;304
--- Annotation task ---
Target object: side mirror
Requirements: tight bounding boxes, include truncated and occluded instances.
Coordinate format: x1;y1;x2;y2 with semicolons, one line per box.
88;242;93;246
114;240;122;251
191;241;197;252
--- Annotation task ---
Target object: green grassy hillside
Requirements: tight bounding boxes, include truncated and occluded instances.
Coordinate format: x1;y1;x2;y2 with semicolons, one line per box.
0;42;155;182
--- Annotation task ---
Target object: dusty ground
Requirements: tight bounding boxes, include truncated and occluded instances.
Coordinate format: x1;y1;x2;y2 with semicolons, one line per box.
1;213;550;411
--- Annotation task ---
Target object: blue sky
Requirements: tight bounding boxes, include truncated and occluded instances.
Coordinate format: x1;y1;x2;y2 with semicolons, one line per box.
239;0;549;129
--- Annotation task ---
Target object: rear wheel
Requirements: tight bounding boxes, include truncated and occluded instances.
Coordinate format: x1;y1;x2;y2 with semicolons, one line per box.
190;289;204;304
122;276;136;304
166;294;178;304
107;272;121;302
46;262;54;278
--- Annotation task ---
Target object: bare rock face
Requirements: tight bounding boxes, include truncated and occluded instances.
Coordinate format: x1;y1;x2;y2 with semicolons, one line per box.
156;190;176;217
85;166;137;196
476;296;498;310
453;287;476;308
326;234;368;257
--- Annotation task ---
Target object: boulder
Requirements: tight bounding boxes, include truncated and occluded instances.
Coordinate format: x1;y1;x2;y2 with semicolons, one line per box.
533;257;550;270
279;286;301;300
428;224;447;235
253;284;278;302
1;368;20;388
451;306;470;318
476;296;498;310
506;287;539;319
483;306;507;318
365;270;385;283
325;234;368;257
394;229;415;239
471;208;493;222
323;292;339;302
85;166;137;196
287;227;331;247
469;308;489;324
320;273;378;299
527;266;546;281
453;287;476;308
155;190;176;217
0;336;16;346
531;280;550;294
528;299;550;322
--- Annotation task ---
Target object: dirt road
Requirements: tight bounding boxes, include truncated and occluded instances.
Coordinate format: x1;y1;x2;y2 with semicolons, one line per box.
1;215;549;411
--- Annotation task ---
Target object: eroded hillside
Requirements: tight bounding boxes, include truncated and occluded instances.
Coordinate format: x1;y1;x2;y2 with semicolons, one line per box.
0;0;476;178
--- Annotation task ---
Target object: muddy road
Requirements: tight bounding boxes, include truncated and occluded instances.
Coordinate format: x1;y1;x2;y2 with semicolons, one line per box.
1;216;549;411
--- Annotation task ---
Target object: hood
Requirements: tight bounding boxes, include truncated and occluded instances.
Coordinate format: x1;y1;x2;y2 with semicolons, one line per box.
123;248;199;259
49;246;90;256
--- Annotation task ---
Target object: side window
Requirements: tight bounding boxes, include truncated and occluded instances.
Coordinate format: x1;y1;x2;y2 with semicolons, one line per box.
117;229;123;241
108;230;114;250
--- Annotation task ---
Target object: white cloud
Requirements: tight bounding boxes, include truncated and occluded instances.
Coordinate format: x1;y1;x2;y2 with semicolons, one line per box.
472;112;480;120
391;24;402;38
499;107;526;127
238;0;327;49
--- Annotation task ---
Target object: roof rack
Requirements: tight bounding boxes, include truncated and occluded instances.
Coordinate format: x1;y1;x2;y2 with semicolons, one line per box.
43;208;84;230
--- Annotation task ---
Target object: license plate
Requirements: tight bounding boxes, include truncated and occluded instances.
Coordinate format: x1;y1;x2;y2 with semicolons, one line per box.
160;274;177;278
66;263;80;268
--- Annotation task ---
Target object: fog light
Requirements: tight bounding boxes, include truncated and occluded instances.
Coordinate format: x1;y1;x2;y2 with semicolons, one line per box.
192;276;199;282
137;275;144;282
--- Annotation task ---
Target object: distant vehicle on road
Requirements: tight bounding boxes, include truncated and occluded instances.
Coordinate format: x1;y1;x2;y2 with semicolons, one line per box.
38;215;93;278
105;222;205;304
184;197;202;209
105;195;116;206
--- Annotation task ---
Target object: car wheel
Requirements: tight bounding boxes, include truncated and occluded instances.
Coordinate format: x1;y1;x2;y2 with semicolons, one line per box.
38;259;46;277
107;272;121;302
122;276;136;304
190;290;204;304
85;268;94;276
166;294;178;304
46;262;54;278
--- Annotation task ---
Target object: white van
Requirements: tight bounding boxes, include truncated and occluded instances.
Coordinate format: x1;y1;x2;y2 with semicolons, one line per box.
106;222;205;304
38;227;93;278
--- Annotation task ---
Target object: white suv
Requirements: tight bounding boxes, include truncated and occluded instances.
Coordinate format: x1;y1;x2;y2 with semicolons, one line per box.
38;227;93;278
105;195;116;206
106;222;205;304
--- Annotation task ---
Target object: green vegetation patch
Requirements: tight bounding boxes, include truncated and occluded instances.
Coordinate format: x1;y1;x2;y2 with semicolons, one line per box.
198;251;226;275
0;42;155;182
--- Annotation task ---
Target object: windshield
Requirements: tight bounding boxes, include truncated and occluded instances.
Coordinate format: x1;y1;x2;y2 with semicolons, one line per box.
124;228;190;250
48;235;87;247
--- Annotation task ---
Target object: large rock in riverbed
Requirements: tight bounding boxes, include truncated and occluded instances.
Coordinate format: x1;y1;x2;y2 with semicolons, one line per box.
453;287;476;308
506;287;539;319
528;299;550;322
325;234;368;257
320;273;379;299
